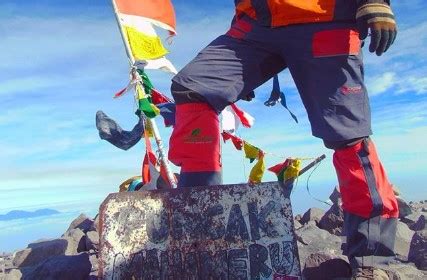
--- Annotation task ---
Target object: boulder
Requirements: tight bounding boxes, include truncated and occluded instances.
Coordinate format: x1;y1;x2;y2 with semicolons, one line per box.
402;212;425;229
394;221;415;260
12;239;67;268
397;197;412;218
303;252;351;280
62;228;86;255
67;214;95;234
328;186;341;205
93;214;100;233
409;230;427;270
300;207;325;225
386;262;427;279
410;214;426;231
296;222;343;267
318;204;344;235
4;269;22;280
293;219;302;230
89;251;98;278
85;231;99;251
26;253;91;280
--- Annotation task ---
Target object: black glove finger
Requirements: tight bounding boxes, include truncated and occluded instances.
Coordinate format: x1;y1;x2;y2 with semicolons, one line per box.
384;29;395;53
358;22;369;40
242;91;255;101
369;29;381;53
376;29;389;56
391;28;397;45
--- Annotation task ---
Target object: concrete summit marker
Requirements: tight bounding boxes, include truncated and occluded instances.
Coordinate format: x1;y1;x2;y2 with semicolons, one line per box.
99;182;301;279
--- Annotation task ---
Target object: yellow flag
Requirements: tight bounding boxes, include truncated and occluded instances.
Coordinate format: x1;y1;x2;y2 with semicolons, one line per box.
125;26;169;60
284;158;302;180
249;154;265;184
244;141;260;160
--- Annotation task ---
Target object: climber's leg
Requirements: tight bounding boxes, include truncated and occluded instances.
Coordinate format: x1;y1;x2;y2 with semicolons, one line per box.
283;21;399;269
169;16;286;187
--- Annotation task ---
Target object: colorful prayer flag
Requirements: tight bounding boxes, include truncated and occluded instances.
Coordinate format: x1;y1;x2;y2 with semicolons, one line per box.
115;0;176;35
221;132;244;150
230;104;255;128
249;153;266;184
114;0;177;73
244;141;260;163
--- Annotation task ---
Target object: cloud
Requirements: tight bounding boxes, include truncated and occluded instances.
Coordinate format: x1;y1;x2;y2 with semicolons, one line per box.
367;72;397;96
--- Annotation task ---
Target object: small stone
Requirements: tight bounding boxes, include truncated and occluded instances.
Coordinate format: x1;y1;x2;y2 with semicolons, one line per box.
303;252;351;280
301;208;325;225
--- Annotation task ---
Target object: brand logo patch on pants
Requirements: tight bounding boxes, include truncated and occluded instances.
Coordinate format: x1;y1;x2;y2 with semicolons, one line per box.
183;128;215;144
341;85;363;95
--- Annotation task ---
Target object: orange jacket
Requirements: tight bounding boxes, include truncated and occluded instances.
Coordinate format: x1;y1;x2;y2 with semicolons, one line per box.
235;0;358;27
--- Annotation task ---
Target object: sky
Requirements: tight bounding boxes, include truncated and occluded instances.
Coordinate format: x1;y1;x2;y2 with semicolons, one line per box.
0;0;426;252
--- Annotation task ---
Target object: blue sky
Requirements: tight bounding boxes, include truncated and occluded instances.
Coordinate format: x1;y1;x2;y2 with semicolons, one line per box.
1;0;426;251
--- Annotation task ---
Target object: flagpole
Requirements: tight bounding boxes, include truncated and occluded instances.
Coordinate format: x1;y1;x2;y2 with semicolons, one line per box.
111;0;178;188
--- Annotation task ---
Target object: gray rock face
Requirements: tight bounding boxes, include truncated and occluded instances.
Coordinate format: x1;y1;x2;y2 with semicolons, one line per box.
12;239;67;268
62;228;86;255
329;186;341;205
303;252;351;280
409;230;427;270
296;222;344;268
402;212;425;229
410;215;426;231
300;207;325;225
394;221;415;260
26;253;91;280
85;231;99;252
319;204;344;235
93;214;100;233
4;268;22;280
67;214;95;234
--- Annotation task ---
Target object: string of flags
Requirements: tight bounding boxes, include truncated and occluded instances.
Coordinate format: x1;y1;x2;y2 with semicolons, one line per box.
221;131;307;185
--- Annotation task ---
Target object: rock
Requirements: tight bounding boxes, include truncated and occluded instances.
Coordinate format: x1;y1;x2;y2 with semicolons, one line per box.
89;252;98;277
394;221;415;260
410;215;426;231
397;197;412;218
409;230;427;270
293;219;302;230
28;253;91;280
4;269;22;280
296;223;341;246
329;186;341;205
296;222;343;268
319;204;344;235
303;252;351;280
402;212;425;229
12;239;67;268
67;214;95;234
85;231;99;251
294;214;302;223
62;229;86;255
300;207;325;225
386;262;427;279
93;214;100;233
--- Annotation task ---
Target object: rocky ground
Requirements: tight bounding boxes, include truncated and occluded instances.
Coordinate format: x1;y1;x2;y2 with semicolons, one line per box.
0;188;426;280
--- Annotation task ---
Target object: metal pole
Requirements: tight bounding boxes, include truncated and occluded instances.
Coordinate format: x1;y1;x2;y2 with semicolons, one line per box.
283;154;326;188
111;0;178;188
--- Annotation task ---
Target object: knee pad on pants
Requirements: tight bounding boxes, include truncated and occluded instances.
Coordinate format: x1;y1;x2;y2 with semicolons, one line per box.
168;103;221;173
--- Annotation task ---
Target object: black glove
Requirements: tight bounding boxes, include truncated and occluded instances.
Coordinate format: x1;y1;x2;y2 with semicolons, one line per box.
241;90;255;102
356;1;397;56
